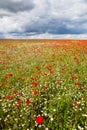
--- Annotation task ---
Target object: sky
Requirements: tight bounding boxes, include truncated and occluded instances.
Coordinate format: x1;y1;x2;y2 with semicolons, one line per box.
0;0;87;39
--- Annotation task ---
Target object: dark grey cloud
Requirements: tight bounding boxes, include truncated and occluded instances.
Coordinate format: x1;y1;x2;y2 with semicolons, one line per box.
0;0;35;13
24;17;87;35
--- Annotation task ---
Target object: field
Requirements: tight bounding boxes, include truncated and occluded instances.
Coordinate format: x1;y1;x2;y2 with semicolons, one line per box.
0;40;87;130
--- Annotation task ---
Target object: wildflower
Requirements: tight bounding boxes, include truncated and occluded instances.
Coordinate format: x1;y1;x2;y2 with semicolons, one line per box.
35;75;39;79
0;83;5;87
30;77;35;80
13;90;17;94
5;73;13;79
74;56;79;63
50;70;54;74
15;99;22;107
58;79;61;85
46;65;52;71
35;115;43;124
6;95;14;99
74;75;78;79
9;73;13;77
31;81;38;87
45;128;49;130
38;71;42;75
82;114;87;117
69;77;73;81
62;67;65;71
50;118;54;121
75;82;80;86
5;75;9;79
36;66;40;70
34;91;38;96
73;101;78;106
17;99;21;105
26;99;31;105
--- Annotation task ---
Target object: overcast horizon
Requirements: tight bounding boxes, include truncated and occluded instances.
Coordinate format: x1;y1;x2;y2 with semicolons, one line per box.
0;0;87;39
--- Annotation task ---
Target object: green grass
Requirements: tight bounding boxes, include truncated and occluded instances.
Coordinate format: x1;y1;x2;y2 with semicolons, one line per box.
0;40;87;130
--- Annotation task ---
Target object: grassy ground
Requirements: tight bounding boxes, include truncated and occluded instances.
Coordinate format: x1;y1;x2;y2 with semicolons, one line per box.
0;40;87;130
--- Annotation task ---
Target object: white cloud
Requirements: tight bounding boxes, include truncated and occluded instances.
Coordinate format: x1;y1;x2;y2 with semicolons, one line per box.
3;33;87;40
0;0;87;38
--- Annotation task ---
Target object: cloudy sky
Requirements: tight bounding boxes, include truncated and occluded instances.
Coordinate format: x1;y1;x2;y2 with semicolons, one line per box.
0;0;87;39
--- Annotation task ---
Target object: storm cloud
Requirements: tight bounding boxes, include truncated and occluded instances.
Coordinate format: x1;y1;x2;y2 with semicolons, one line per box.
0;0;35;13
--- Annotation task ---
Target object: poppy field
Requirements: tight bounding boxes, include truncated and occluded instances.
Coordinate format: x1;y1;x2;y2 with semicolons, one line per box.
0;40;87;130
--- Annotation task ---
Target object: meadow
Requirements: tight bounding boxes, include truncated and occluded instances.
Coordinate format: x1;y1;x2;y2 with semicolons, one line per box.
0;40;87;130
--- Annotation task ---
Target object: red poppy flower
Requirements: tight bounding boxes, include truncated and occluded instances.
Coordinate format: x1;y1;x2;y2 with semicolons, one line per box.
74;75;78;79
26;99;31;105
62;67;65;71
30;77;35;80
35;115;43;124
0;83;5;87
50;70;54;74
36;66;40;70
9;73;13;77
46;65;52;71
14;100;21;107
35;75;39;79
75;82;80;86
73;101;78;106
69;77;73;81
13;90;17;94
58;79;61;85
38;71;42;75
6;95;14;99
5;75;9;79
17;99;21;105
5;73;13;79
34;91;38;96
6;95;11;99
31;82;38;87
